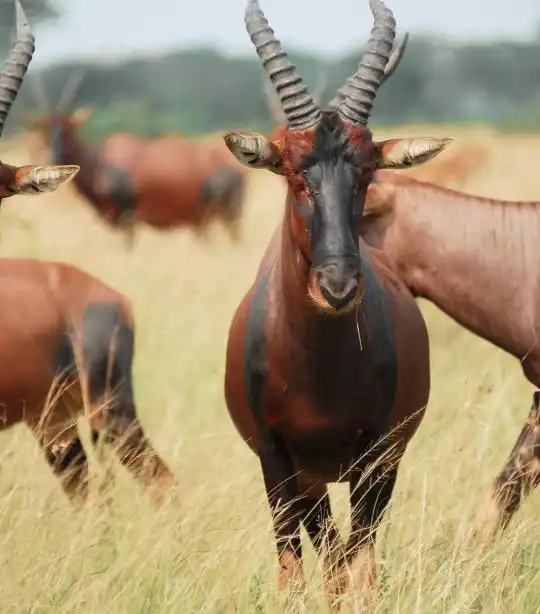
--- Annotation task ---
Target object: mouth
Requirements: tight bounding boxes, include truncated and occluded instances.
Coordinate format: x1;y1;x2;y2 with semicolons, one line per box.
307;270;363;314
319;285;357;310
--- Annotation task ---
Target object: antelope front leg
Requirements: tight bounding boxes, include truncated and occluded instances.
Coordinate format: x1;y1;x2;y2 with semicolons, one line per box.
259;430;306;601
341;439;398;611
299;485;347;610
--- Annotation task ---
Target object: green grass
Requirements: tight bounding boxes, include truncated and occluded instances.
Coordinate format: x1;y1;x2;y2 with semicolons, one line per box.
0;141;537;613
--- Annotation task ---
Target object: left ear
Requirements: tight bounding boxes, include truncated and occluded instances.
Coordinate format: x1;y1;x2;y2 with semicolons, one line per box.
11;165;80;195
375;137;453;169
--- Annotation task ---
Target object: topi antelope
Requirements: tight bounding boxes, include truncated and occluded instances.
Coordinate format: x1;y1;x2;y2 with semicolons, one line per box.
222;0;452;608
23;74;247;249
361;168;540;536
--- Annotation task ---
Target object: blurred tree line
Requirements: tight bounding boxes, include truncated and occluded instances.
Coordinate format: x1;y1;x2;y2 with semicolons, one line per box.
6;31;540;139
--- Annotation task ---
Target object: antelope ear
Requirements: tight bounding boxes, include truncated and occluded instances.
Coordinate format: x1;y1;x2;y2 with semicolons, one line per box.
11;164;80;195
72;106;93;125
223;130;281;172
375;137;453;169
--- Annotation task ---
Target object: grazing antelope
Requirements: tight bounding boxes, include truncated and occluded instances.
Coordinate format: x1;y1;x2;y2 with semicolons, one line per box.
222;0;451;607
0;3;176;504
23;76;247;248
361;169;540;534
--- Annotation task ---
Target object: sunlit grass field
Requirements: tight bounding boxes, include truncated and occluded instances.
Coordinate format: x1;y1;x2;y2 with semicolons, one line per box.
0;126;538;613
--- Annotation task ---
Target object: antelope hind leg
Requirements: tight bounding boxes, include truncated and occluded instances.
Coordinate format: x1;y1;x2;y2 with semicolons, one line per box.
473;391;540;541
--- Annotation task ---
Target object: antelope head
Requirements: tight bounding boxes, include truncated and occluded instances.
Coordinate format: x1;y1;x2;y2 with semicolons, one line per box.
224;0;452;313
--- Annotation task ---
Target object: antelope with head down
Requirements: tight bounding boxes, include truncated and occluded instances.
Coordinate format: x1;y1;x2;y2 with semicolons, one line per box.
361;166;540;536
0;2;176;505
23;74;248;248
222;0;452;608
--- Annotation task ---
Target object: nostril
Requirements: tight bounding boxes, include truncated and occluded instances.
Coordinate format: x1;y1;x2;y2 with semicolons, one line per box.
324;262;339;277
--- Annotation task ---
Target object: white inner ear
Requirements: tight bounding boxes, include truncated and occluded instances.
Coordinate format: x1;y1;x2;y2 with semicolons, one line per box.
404;140;440;163
17;165;80;195
225;132;274;167
387;138;450;168
240;145;261;165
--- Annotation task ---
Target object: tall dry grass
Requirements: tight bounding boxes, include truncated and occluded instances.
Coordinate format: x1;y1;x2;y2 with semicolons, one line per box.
0;127;537;613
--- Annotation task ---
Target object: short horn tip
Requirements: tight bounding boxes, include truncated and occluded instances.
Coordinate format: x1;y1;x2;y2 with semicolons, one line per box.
369;0;396;28
15;0;32;33
245;0;262;16
369;0;391;12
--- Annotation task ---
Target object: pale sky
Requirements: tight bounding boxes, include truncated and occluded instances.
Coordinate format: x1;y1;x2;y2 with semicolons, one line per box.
29;0;540;68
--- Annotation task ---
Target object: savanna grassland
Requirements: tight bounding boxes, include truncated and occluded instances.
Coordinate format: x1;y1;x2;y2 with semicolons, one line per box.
0;126;538;613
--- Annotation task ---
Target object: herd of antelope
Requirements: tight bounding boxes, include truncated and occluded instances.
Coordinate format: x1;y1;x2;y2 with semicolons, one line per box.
1;0;538;610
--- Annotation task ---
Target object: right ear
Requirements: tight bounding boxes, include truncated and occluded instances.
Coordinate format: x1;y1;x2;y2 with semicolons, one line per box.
375;137;453;169
223;131;282;172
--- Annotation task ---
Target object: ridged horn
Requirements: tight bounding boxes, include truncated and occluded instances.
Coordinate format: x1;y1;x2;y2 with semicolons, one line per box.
328;32;409;110
336;0;397;126
0;0;35;137
245;0;320;131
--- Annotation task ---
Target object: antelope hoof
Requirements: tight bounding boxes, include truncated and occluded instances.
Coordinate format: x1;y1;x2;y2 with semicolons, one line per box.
277;549;306;604
323;566;349;612
340;547;379;612
468;488;507;547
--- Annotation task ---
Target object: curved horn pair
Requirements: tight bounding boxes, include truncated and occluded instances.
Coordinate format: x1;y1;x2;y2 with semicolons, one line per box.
30;68;87;116
327;32;409;110
246;0;402;129
0;0;35;137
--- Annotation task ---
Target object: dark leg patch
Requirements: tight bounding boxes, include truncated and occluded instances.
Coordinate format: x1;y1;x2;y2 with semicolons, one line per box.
101;164;137;224
492;391;540;527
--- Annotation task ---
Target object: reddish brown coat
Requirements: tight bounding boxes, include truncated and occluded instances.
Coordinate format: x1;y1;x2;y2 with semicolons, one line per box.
362;171;540;531
0;259;176;504
221;1;454;605
26;111;248;243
